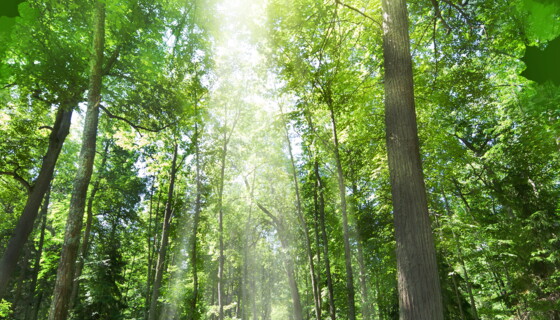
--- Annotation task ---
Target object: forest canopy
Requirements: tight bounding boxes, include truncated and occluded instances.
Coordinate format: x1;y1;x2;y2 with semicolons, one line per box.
0;0;559;319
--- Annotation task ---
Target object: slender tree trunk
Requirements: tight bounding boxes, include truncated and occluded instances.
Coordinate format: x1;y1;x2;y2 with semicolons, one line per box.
278;236;304;320
25;187;50;320
380;0;444;318
327;106;356;320
148;143;179;320
311;175;322;313
189;111;202;320
48;2;105;319
145;174;163;319
216;121;233;320
451;274;466;320
70;140;110;310
356;237;373;320
283;117;321;320
441;191;479;320
351;179;373;320
315;160;336;320
0;104;73;299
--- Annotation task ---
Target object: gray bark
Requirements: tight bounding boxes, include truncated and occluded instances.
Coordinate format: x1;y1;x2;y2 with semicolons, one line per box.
381;0;444;318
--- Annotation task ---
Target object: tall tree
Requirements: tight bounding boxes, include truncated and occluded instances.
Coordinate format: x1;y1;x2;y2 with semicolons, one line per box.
0;104;74;299
148;143;179;320
380;0;444;319
48;1;105;318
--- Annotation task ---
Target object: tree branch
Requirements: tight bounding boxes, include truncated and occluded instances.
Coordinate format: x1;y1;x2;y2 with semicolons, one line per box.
99;104;174;134
103;46;120;75
431;0;452;33
0;170;32;193
334;0;382;28
243;177;282;228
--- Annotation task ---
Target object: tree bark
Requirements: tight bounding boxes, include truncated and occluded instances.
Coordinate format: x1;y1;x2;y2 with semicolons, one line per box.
148;143;179;320
48;2;105;319
380;0;444;319
0;104;73;299
69;140;110;310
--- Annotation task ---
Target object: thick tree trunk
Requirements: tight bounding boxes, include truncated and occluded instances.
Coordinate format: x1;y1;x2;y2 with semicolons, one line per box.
328;106;356;320
69;141;110;310
0;104;73;299
314;160;336;320
148;144;179;320
48;2;105;319
380;0;444;319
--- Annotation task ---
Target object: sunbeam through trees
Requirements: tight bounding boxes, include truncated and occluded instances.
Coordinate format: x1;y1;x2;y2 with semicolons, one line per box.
1;0;559;319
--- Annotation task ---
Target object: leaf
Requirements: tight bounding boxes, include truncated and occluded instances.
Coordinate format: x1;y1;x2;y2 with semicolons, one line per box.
0;0;24;18
521;36;560;85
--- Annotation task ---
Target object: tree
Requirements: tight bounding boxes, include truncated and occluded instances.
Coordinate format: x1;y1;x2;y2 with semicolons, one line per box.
381;0;444;318
48;1;106;318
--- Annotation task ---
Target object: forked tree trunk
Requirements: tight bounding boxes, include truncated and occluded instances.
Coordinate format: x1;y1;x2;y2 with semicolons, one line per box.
148;143;179;320
48;2;105;318
380;0;444;318
0;104;73;299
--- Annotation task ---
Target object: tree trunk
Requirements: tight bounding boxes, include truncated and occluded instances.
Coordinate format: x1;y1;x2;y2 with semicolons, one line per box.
145;174;162;319
148;143;179;320
69;140;110;310
48;2;105;318
25;187;50;320
442;191;479;320
356;237;373;320
283;116;321;320
278;236;304;320
217;125;230;320
380;0;444;318
189;120;202;320
327;106;356;320
0;104;73;299
315;160;336;320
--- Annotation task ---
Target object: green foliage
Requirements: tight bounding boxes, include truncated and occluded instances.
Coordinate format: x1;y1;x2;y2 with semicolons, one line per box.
0;299;11;318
